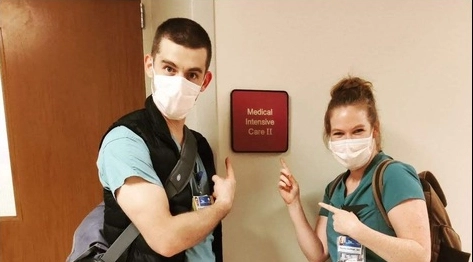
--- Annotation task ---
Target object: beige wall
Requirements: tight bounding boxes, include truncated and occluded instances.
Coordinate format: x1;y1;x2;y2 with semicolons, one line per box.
143;1;472;261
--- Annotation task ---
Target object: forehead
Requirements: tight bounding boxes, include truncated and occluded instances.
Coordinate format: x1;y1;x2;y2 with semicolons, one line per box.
330;105;370;130
156;38;207;72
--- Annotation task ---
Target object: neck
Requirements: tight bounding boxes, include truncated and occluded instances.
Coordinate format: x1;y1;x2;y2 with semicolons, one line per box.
166;118;186;145
349;149;380;179
349;170;364;180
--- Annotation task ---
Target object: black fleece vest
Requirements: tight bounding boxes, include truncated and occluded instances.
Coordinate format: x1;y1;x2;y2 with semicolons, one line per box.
99;96;222;262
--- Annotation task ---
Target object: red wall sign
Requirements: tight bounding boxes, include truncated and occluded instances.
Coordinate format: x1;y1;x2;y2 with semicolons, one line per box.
231;89;289;152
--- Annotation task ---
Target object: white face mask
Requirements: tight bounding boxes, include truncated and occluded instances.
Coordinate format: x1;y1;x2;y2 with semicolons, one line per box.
328;134;374;170
151;74;201;120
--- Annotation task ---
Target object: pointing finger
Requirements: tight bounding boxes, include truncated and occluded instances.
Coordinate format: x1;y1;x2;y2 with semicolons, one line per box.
318;202;340;214
279;158;295;184
280;158;289;169
225;157;235;179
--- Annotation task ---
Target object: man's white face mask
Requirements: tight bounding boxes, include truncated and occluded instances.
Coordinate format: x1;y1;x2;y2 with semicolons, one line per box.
151;68;201;120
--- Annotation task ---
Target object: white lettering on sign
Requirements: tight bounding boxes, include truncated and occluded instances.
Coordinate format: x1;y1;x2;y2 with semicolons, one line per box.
245;108;275;136
245;118;275;125
246;108;273;116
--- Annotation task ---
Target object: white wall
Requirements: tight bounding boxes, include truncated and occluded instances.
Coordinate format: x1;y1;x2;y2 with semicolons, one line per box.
144;1;472;261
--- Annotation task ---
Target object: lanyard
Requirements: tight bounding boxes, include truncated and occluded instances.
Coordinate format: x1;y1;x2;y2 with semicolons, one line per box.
190;164;205;195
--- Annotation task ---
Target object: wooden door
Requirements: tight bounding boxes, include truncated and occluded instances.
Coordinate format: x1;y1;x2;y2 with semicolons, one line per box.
0;1;145;261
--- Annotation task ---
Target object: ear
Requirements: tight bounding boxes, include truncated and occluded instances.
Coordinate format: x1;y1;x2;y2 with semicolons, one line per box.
373;123;381;147
200;71;213;92
372;124;379;138
144;54;154;78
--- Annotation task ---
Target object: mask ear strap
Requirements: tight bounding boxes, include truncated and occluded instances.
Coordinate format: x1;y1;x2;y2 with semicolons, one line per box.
150;60;157;75
150;61;157;94
195;87;203;101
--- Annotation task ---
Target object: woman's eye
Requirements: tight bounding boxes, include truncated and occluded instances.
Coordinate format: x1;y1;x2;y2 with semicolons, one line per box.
354;129;365;134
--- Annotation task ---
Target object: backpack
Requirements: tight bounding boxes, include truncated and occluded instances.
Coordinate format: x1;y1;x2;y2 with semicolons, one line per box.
328;158;471;262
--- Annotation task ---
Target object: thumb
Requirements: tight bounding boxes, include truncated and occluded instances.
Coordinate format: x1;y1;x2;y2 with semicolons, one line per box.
287;172;297;184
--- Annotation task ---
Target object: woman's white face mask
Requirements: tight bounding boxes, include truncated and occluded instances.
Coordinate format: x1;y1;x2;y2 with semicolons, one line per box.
328;134;374;170
151;69;201;120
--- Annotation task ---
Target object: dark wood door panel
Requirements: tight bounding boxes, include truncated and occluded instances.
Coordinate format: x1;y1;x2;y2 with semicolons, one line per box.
0;1;145;261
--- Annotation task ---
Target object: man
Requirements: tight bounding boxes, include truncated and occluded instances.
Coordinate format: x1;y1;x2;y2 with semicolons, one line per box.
97;17;236;261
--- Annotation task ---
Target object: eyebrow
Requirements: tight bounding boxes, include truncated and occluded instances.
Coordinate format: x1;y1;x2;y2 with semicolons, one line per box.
351;124;366;130
332;124;366;132
160;59;204;74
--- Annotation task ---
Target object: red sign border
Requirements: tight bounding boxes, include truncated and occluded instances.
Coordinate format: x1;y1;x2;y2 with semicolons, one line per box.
230;89;289;153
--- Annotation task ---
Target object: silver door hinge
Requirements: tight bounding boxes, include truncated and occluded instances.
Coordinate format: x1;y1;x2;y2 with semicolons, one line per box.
140;3;145;29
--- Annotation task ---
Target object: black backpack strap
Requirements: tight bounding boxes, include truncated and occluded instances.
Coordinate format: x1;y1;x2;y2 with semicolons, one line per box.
164;126;198;199
98;223;139;262
372;159;396;229
328;172;346;199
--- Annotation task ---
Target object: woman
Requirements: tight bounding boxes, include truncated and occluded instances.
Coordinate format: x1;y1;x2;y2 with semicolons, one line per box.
278;76;430;262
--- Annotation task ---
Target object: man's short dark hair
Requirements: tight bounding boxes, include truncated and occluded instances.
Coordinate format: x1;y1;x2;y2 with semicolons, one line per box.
151;17;212;70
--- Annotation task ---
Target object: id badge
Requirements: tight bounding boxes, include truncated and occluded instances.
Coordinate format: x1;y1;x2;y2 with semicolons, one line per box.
192;195;214;211
337;235;365;262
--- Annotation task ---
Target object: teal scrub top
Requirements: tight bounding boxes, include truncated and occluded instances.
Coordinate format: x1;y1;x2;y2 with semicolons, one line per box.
319;152;424;262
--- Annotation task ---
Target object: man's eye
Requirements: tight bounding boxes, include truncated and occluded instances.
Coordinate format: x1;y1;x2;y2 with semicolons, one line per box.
188;73;198;80
164;66;174;73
